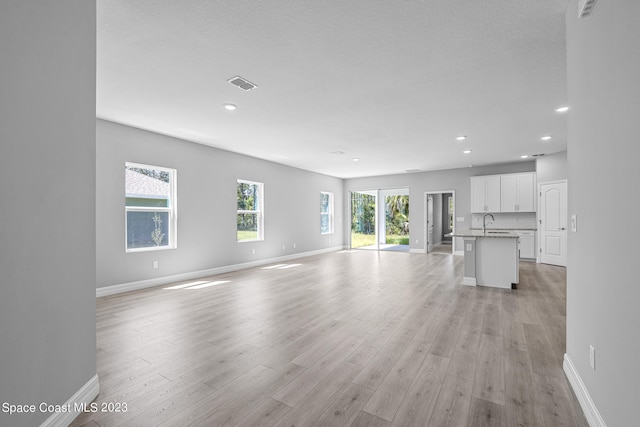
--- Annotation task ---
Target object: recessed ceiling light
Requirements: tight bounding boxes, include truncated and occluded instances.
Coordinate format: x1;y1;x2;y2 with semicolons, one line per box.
521;155;529;159
352;158;360;162
555;106;569;113
463;150;472;154
224;103;237;111
456;136;467;141
541;135;552;141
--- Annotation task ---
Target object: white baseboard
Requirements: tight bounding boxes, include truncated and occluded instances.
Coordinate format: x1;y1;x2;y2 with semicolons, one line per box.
410;248;426;254
40;374;100;427
563;353;607;427
462;276;477;286
97;246;345;297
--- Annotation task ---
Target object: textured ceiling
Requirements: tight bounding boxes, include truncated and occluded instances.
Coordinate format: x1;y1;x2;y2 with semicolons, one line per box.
97;0;569;178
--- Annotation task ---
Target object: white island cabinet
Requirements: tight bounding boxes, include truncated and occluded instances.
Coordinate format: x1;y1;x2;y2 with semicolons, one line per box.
452;229;519;289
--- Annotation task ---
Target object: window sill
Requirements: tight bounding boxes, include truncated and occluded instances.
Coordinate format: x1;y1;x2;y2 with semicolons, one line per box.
126;245;176;253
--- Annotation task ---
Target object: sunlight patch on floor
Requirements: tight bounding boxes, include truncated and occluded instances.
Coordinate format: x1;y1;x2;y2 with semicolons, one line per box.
262;263;303;270
164;280;210;290
164;280;230;290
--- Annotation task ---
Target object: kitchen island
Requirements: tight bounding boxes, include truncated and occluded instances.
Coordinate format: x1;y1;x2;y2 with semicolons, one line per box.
452;229;519;289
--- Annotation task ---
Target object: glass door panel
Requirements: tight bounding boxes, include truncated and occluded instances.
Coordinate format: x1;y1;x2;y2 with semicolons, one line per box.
350;191;377;249
383;194;410;251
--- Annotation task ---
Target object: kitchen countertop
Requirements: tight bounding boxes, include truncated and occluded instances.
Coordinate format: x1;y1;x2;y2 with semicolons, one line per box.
451;229;519;238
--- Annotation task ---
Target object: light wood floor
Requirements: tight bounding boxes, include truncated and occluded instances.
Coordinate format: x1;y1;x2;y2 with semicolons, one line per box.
72;251;588;427
431;243;452;254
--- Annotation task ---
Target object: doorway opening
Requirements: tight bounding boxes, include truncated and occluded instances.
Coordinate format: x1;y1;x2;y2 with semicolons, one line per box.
425;191;455;254
350;188;410;252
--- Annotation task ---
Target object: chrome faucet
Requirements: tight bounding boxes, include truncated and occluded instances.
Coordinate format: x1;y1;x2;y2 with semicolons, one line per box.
483;213;495;234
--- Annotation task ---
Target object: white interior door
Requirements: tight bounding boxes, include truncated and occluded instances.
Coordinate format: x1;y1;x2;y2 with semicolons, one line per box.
539;181;567;266
426;195;434;253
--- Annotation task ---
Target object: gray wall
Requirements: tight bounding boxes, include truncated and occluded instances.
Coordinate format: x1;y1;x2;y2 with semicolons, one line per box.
97;120;344;289
344;161;535;252
0;2;97;426
566;1;640;426
536;151;567;182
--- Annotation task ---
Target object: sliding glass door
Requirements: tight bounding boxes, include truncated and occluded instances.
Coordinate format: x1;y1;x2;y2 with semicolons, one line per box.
350;191;377;249
350;188;410;251
382;191;410;251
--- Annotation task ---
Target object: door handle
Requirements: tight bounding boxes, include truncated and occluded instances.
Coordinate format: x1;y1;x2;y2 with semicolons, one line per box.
559;227;566;230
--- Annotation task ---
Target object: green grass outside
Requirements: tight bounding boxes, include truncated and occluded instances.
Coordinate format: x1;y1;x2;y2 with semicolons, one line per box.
237;230;259;241
385;235;410;245
351;233;409;248
351;232;376;248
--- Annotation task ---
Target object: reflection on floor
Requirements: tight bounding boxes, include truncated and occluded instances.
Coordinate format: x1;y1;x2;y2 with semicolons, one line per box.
431;242;452;254
357;244;410;252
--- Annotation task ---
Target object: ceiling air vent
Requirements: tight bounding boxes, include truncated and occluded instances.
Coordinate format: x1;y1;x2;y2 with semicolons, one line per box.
405;169;421;173
227;76;257;91
531;153;546;158
578;0;598;18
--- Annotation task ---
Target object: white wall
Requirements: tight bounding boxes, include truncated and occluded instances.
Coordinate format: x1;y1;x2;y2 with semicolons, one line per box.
536;151;567;182
345;161;536;252
0;2;97;426
97;120;344;289
566;1;640;426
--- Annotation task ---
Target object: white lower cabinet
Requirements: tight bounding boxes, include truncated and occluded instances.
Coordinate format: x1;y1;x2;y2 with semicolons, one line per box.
515;230;536;259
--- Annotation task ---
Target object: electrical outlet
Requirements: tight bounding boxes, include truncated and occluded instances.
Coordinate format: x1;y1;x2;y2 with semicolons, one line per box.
457;217;465;222
293;243;296;248
251;249;255;255
415;239;418;244
466;243;472;252
152;261;158;269
282;244;286;250
589;345;595;370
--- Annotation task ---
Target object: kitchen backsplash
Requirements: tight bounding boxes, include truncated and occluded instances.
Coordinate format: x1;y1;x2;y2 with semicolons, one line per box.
471;212;537;229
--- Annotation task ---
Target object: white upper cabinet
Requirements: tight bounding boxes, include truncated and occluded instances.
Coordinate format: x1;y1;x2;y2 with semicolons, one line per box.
470;175;501;213
471;172;536;213
500;172;536;212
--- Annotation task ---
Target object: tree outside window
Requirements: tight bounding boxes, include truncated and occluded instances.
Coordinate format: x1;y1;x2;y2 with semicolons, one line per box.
321;192;334;234
237;180;264;241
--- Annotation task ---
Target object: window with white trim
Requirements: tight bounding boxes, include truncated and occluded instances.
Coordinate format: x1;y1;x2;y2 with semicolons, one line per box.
321;191;334;234
125;162;177;252
237;179;264;241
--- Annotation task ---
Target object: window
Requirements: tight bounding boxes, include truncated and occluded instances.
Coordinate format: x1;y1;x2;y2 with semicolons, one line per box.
321;191;334;234
237;179;264;241
125;162;177;252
